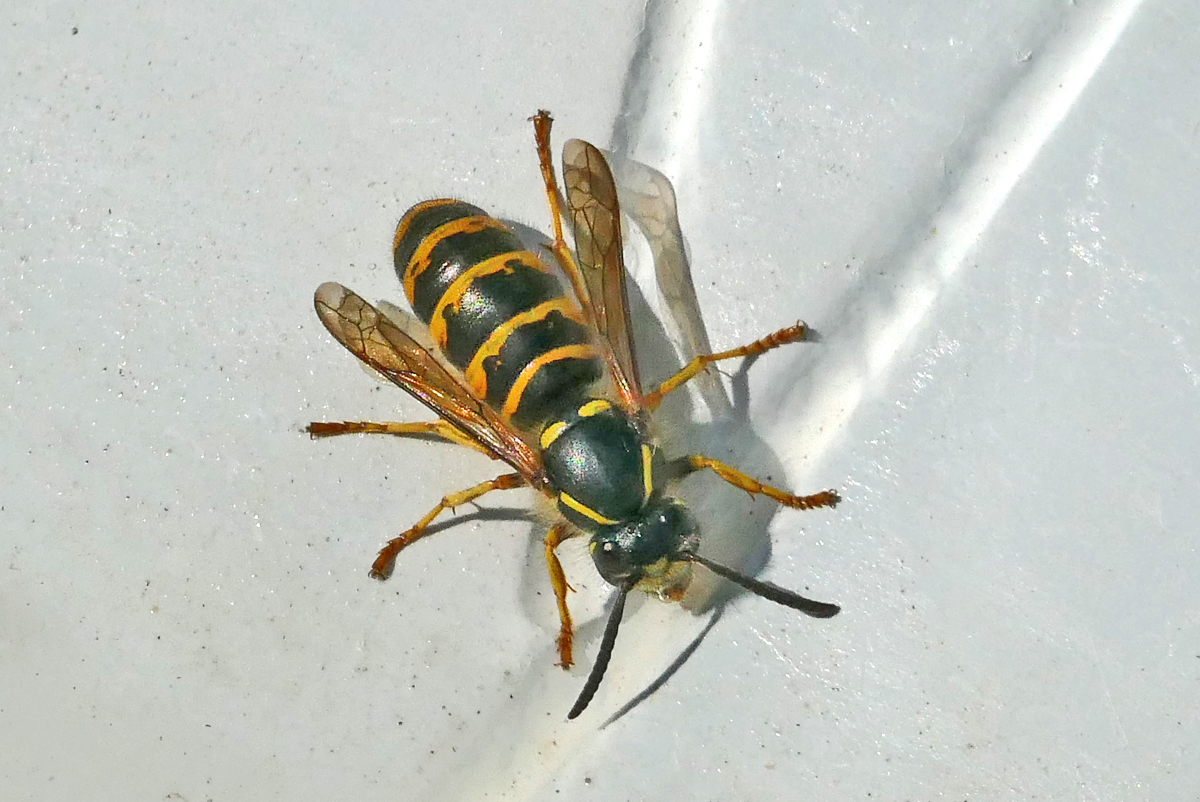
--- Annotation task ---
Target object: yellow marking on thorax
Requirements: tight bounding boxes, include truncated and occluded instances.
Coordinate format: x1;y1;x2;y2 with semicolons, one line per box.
641;444;654;501
427;251;545;348
559;491;617;526
401;215;512;303
577;399;612;417
464;296;585;397
501;343;598;420
539;420;568;450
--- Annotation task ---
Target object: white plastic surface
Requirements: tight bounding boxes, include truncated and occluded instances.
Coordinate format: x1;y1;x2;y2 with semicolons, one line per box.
3;1;1198;799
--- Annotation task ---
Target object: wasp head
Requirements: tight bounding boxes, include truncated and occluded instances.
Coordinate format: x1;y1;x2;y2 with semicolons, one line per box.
589;497;700;600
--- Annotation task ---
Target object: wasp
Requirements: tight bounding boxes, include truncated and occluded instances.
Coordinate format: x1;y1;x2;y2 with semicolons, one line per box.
308;111;840;719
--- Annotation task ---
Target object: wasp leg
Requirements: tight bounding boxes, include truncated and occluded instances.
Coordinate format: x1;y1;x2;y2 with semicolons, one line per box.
644;323;809;410
531;111;598;326
543;522;579;669
531;110;640;408
671;455;839;510
306;420;494;457
370;472;526;580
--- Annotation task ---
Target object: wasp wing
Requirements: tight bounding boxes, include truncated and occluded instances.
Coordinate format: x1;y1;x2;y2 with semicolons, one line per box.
313;282;546;488
600;151;731;417
562;138;643;402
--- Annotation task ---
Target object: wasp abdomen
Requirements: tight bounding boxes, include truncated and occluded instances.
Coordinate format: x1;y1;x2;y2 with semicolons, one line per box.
395;199;603;426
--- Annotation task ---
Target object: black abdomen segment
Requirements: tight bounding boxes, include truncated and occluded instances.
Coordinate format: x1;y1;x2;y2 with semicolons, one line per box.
395;199;603;426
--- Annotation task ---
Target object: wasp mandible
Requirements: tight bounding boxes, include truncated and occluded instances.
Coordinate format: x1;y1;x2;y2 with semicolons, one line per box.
309;111;840;719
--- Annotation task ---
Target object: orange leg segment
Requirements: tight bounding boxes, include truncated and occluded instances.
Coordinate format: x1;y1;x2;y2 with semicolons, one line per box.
306;419;495;457
675;455;840;510
530;109;641;409
543;522;579;669
531;112;595;322
369;472;525;580
644;323;809;409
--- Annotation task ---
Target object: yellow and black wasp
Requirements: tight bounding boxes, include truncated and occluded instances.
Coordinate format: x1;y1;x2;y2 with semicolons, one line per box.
309;111;840;719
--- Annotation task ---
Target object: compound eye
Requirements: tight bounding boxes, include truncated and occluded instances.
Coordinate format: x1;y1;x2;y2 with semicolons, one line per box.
591;537;636;585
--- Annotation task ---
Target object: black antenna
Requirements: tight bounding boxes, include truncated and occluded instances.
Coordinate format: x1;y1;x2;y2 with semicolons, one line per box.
686;553;840;618
567;583;630;719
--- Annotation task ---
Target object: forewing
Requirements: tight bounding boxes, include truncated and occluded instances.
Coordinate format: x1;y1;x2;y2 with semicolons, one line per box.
562;138;642;400
313;282;545;486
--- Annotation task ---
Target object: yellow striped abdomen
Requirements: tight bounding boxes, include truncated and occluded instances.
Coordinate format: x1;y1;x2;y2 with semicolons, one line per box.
394;199;603;426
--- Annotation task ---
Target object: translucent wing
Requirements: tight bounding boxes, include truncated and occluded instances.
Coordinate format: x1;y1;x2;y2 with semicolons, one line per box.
562;138;642;400
600;150;731;417
313;282;547;489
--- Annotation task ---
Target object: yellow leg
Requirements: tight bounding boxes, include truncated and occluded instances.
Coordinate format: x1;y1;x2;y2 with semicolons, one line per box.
544;523;579;669
531;110;598;328
677;455;839;510
644;323;809;409
370;473;525;580
531;110;640;408
306;419;494;457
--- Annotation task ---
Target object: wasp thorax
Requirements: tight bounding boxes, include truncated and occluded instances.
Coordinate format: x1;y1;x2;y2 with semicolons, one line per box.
540;399;665;532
